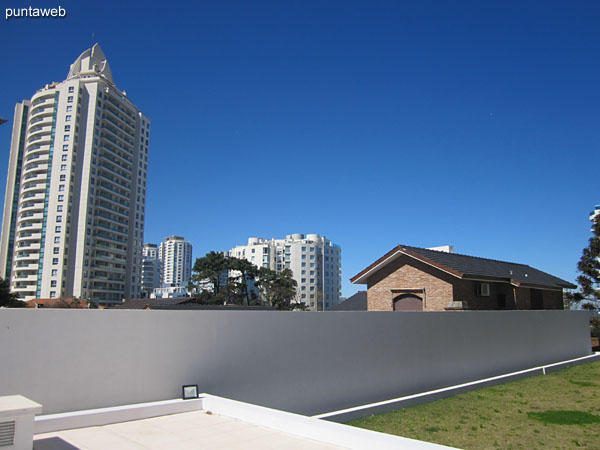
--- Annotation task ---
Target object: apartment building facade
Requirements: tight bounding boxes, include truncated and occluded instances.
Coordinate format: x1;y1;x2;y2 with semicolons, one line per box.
228;233;342;310
0;44;149;304
158;235;192;286
141;243;161;297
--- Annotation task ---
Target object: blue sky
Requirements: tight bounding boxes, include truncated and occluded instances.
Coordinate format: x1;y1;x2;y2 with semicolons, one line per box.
1;1;599;297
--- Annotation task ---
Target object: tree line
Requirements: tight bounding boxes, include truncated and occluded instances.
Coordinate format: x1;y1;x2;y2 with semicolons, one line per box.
188;251;304;310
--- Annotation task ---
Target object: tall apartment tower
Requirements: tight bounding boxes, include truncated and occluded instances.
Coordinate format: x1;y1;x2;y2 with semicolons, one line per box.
158;236;192;286
228;233;342;310
590;205;599;223
141;243;161;297
0;44;150;304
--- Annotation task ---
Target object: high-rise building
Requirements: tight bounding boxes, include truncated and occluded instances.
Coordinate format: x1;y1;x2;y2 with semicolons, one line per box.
141;243;161;297
158;236;192;286
228;234;342;310
0;44;150;304
590;205;599;223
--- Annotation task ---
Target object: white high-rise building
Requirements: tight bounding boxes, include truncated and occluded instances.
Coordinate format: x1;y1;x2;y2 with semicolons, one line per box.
590;205;599;223
158;236;192;286
141;243;161;297
228;233;342;310
0;44;149;304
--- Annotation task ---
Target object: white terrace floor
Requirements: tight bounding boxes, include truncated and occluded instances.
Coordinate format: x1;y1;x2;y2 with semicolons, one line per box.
33;410;345;450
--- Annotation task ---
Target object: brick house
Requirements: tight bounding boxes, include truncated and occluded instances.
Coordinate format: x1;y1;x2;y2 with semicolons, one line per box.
350;245;576;311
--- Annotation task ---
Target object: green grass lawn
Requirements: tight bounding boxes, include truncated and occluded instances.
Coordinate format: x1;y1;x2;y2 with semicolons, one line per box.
350;361;600;449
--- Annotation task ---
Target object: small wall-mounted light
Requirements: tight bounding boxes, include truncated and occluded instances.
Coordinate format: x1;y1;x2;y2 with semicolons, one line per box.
182;385;198;400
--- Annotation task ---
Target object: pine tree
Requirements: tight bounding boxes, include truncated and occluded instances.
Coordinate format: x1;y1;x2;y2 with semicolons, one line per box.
0;278;25;307
567;215;600;307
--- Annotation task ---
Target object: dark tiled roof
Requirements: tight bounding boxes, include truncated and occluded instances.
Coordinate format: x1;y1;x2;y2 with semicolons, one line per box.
352;245;576;289
330;291;367;311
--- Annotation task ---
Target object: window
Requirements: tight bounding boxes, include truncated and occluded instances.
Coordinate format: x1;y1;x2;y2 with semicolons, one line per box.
310;263;315;267
50;291;56;298
310;255;315;260
66;105;72;112
67;96;73;103
65;115;71;122
301;262;306;267
64;125;70;132
310;278;315;284
301;278;306;283
52;258;59;265
61;155;68;161
51;280;57;287
301;270;306;275
64;135;70;142
57;205;63;212
59;185;65;192
301;254;306;259
56;216;62;222
68;86;74;93
58;195;64;201
60;164;67;171
53;247;59;254
302;246;306;251
59;174;66;181
62;144;68;151
310;270;315;275
51;269;58;276
55;226;61;232
54;236;60;243
476;283;490;297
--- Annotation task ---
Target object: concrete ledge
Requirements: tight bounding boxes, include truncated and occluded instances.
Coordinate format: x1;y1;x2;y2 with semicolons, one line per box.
315;352;600;423
201;394;455;450
34;394;455;449
34;398;203;434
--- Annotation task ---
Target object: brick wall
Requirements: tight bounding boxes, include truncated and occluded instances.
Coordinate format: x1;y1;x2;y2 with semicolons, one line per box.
365;255;564;311
453;280;517;310
366;255;454;311
543;289;564;309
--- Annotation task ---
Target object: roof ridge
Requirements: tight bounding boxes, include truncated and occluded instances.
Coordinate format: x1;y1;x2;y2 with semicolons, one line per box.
400;245;531;268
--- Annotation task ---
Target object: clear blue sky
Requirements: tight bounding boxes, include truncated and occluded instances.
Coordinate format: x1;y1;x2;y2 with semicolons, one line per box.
1;1;599;297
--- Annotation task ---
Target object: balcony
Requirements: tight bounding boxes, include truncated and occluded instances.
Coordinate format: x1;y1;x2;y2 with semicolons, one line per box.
98;162;131;183
100;130;133;155
103;105;136;132
97;171;131;190
21;183;45;194
102;113;135;140
99;151;132;172
95;201;129;219
23;172;47;183
21;192;45;203
93;232;126;244
93;241;127;255
95;210;128;226
97;184;129;203
14;262;38;270
25;143;50;157
29;114;53;127
95;222;128;237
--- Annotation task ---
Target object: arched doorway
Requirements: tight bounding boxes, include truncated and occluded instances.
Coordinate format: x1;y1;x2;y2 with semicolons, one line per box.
393;294;423;311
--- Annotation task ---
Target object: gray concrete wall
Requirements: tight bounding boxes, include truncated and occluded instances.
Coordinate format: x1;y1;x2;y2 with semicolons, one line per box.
0;309;591;415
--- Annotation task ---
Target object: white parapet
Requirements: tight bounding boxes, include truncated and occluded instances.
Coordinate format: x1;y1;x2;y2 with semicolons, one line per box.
0;395;42;450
